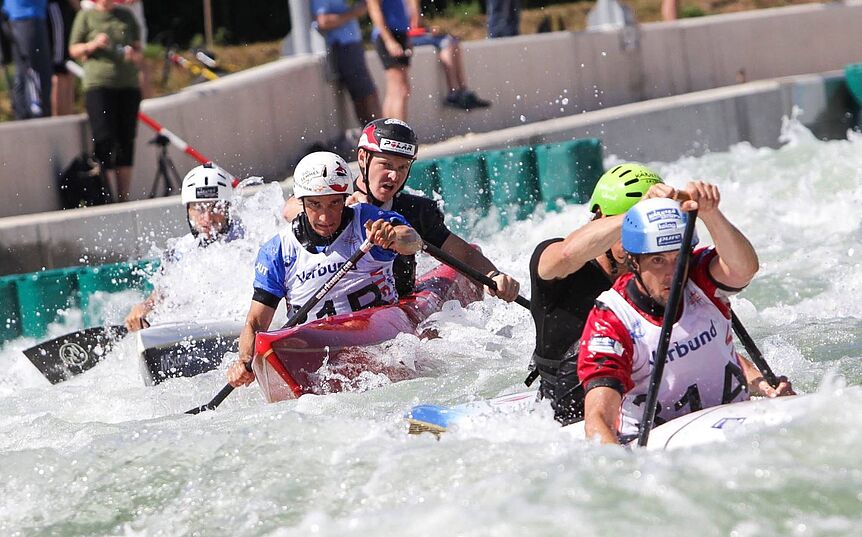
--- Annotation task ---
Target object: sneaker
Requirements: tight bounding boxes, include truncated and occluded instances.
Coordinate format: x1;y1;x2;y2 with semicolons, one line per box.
463;90;491;109
444;91;465;109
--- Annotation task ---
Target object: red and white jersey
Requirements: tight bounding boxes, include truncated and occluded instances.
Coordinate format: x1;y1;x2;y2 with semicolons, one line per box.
578;248;749;440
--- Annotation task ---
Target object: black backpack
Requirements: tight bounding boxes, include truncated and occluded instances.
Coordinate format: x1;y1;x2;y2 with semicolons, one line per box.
56;154;113;209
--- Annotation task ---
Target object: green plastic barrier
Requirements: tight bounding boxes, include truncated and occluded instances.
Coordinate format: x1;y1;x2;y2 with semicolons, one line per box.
407;159;439;197
535;138;604;211
845;63;862;107
435;154;489;233
485;146;541;225
0;276;22;342
845;64;862;130
78;261;148;326
16;268;82;339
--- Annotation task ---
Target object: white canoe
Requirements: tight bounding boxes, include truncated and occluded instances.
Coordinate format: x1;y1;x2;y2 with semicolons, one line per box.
406;388;845;450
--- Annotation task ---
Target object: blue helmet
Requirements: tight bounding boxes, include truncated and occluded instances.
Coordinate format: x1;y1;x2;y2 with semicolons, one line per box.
622;198;699;254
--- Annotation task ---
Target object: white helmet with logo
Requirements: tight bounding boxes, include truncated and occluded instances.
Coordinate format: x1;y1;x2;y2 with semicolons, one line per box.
181;163;233;205
292;151;354;198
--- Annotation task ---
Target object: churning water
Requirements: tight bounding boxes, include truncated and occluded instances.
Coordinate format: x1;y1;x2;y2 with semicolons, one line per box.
1;119;861;536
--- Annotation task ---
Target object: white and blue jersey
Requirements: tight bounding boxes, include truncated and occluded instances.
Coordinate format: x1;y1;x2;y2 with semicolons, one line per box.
253;203;408;323
164;221;246;263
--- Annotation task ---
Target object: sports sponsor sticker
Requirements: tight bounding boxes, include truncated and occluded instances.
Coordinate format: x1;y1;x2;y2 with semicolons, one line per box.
194;186;219;199
587;335;623;356
380;137;416;157
646;207;680;222
657;221;677;230
657;233;682;247
384;118;409;127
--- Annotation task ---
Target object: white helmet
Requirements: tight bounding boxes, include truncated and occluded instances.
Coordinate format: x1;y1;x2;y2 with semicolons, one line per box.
292;152;354;199
181;163;233;205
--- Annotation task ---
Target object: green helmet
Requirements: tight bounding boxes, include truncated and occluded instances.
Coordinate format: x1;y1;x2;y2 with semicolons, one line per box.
588;163;664;216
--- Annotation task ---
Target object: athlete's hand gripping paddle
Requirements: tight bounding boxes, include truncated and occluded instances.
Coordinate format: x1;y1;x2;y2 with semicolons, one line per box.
636;209;698;448
185;238;375;415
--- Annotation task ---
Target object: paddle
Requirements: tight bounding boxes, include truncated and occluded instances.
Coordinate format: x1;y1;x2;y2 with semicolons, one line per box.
421;242;531;309
731;310;779;388
22;325;128;384
636;209;699;448
185;238;375;415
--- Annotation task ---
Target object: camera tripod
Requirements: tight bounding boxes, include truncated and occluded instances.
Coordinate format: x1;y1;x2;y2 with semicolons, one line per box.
148;134;182;198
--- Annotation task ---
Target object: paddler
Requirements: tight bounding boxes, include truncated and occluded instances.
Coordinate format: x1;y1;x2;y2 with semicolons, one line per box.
283;118;521;302
227;151;422;388
124;163;244;331
578;189;794;445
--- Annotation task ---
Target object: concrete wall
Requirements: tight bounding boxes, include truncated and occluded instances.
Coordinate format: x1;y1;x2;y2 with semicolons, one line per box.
3;2;862;219
0;69;852;275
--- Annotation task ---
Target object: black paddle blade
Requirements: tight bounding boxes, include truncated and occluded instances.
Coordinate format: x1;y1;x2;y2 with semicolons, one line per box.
22;325;128;384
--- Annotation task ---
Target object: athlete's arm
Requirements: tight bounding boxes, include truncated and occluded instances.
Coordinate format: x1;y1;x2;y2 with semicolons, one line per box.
683;181;759;289
228;300;276;387
440;233;521;302
737;354;796;398
537;215;624;280
124;289;157;332
537;183;680;281
578;304;636;444
584;387;623;445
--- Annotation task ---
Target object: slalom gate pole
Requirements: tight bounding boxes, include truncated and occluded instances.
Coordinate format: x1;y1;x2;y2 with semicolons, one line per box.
167;51;220;81
65;60;238;187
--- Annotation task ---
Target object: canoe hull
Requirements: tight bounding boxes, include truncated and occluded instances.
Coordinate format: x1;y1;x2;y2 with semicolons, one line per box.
253;262;482;403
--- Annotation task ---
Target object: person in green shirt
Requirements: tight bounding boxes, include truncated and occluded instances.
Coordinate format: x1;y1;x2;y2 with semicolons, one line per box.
69;0;142;202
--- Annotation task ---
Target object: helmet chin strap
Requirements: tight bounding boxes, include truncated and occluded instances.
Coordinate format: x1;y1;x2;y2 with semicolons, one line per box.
604;249;619;276
625;254;666;316
358;152;385;207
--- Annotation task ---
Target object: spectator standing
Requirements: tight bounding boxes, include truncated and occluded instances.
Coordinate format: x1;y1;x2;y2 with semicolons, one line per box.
3;0;52;118
405;0;490;110
366;0;411;120
69;0;142;202
81;0;150;96
46;0;78;115
312;0;381;127
486;0;519;38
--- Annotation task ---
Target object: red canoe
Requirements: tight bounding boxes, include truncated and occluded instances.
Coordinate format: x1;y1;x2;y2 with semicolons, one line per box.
251;262;483;403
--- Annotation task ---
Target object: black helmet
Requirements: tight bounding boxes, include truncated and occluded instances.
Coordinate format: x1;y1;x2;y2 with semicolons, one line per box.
357;118;418;160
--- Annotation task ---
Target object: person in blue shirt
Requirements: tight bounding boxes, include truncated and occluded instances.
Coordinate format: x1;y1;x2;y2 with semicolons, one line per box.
2;0;52;118
311;0;380;126
366;0;411;120
227;151;421;388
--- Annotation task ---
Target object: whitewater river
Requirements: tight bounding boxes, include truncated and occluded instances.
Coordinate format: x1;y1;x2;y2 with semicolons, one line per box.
2;119;861;536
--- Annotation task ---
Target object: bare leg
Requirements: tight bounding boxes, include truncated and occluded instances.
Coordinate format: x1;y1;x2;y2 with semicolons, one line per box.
661;0;678;21
138;67;153;99
382;66;410;121
438;40;467;94
116;165;134;202
353;91;381;127
51;73;76;116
